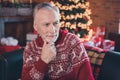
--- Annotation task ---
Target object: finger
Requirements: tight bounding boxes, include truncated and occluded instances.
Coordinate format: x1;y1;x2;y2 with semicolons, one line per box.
50;42;55;46
42;36;55;48
42;36;49;46
50;44;56;50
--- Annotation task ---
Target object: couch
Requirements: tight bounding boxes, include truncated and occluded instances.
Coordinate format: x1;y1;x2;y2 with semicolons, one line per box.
86;48;120;80
0;48;24;80
0;48;120;80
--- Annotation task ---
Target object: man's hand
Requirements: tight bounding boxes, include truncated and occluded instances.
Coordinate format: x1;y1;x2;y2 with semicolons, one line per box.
41;41;56;64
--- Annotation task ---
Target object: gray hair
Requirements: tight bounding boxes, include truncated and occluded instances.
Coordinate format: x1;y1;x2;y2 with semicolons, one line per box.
33;2;60;19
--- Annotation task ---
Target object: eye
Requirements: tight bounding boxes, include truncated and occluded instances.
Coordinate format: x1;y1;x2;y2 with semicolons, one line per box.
53;21;59;26
45;23;50;27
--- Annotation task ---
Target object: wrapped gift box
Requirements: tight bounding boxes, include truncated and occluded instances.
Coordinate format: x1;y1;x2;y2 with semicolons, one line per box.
0;45;21;54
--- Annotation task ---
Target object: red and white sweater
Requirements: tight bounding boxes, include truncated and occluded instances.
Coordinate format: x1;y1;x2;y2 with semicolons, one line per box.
21;30;94;80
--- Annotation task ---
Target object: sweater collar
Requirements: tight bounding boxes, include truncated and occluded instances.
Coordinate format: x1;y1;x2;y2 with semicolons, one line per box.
35;30;68;47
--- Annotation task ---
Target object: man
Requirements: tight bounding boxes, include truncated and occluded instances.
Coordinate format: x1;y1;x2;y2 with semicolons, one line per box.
21;2;94;80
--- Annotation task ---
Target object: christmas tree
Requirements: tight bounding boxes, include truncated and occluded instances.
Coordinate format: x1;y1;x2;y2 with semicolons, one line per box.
51;0;92;38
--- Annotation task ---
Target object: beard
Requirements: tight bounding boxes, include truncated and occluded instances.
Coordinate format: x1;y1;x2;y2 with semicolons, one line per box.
41;33;59;43
46;35;58;43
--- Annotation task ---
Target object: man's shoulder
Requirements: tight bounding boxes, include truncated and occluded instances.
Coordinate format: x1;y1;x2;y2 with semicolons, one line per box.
60;30;81;45
25;38;42;51
60;30;78;39
66;32;80;42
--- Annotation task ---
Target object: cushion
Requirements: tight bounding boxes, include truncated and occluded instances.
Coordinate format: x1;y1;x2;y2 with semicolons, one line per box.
0;48;24;80
86;49;106;80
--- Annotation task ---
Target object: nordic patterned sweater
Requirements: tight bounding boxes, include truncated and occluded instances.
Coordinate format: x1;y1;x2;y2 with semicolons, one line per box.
21;30;94;80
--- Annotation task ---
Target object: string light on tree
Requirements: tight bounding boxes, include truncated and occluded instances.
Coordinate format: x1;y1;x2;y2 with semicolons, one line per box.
51;0;92;39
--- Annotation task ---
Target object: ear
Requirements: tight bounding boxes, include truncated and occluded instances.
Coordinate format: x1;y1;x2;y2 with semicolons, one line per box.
33;22;38;34
33;21;37;31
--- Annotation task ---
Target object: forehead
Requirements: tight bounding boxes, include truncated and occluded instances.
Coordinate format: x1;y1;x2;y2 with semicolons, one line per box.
38;8;55;15
35;9;59;22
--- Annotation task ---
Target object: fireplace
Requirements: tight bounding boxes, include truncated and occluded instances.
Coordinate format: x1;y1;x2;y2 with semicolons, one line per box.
0;16;33;46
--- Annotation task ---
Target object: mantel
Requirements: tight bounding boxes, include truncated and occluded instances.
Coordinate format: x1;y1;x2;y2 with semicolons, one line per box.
0;16;33;38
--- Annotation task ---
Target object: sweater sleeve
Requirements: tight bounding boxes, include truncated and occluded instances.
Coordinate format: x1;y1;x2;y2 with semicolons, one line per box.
70;42;94;80
21;43;48;80
76;60;94;80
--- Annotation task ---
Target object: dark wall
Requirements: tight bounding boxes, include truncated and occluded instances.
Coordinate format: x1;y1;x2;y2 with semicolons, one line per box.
89;0;120;38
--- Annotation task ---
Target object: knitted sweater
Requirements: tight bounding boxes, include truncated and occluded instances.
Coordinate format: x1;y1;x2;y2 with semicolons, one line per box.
21;30;94;80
